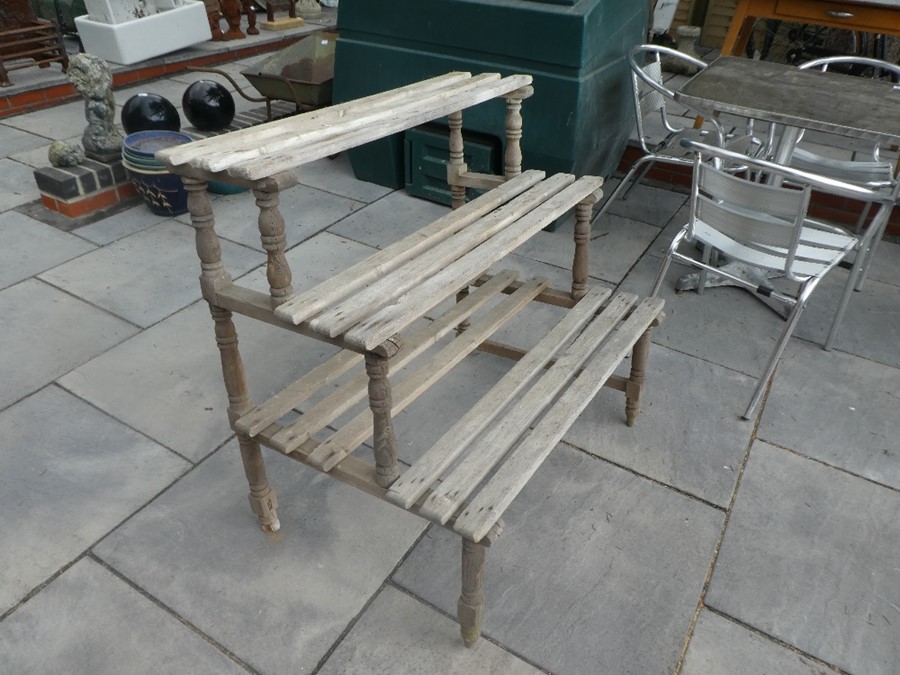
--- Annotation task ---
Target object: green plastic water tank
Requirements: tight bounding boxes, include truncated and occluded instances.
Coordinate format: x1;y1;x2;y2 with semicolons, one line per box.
333;0;647;188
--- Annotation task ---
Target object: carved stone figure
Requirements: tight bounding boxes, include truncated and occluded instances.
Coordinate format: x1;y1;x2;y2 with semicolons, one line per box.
48;140;85;167
67;53;124;162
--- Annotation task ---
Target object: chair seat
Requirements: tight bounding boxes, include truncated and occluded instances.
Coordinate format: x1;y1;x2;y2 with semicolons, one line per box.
692;218;857;279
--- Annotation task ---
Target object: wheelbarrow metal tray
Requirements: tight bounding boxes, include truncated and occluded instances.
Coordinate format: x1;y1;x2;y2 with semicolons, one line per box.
241;31;336;106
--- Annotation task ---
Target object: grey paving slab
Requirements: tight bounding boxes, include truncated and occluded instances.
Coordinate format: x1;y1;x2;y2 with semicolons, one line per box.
328;190;451;250
604;179;688;227
235;229;378;294
393;444;723;675
7;139;54;169
863;238;900;288
59;233;375;461
795;272;900;369
2;100;88;140
319;586;542;675
512;210;659;286
0;122;50;156
58;301;333;461
564;344;754;507
390;349;516;466
0;558;246;675
645;210;691;259
0;210;96;290
73;205;171;246
591;210;664;283
758;340;900;491
0;278;138;412
682;610;836;675
93;442;426;675
0;386;188;614
293;154;394;204
707;441;900;674
175;182;365;251
39;220;260;328
620;254;789;380
0;158;42;211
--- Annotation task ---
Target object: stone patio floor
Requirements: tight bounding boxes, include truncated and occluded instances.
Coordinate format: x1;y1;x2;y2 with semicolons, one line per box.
0;49;898;675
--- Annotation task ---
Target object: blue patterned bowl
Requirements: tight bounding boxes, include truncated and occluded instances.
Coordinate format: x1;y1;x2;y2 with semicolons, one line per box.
123;130;195;159
126;165;189;216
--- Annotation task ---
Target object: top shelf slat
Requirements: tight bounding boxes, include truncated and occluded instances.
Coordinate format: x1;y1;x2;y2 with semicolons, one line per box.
158;71;533;181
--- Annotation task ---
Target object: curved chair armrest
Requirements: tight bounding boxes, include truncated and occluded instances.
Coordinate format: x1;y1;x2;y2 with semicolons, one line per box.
681;139;894;204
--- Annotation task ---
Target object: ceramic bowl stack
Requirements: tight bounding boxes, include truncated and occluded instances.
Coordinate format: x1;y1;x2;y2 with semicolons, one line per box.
122;130;194;216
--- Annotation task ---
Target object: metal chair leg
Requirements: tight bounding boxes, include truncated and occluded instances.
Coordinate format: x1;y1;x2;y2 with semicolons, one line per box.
742;279;817;420
825;249;867;351
650;229;689;297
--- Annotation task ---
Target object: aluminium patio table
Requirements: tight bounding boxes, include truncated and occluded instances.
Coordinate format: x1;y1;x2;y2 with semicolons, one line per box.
672;55;900;295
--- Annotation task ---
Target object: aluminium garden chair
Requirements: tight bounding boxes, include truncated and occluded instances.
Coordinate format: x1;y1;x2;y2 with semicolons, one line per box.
650;140;895;420
595;44;759;222
763;56;900;290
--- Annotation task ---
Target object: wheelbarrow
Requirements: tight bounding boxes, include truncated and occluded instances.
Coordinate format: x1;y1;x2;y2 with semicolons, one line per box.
187;30;336;120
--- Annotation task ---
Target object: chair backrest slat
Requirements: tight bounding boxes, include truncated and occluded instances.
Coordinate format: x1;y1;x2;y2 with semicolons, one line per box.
636;60;667;116
690;155;812;277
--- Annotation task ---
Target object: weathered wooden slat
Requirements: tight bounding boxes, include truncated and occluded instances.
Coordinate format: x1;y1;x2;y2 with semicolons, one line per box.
159;72;474;167
234;350;361;437
454;297;665;542
231;75;535;180
386;284;613;510
202;74;517;174
345;175;605;351
307;278;549;472
312;174;574;338
418;292;640;525
273;171;545;326
268;271;520;454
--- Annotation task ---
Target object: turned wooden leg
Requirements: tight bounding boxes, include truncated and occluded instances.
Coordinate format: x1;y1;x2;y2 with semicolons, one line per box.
242;0;259;34
458;537;487;647
448;110;467;210
212;306;281;532
503;87;533;179
184;177;279;532
571;199;594;301
625;326;653;427
365;352;400;488
253;185;294;307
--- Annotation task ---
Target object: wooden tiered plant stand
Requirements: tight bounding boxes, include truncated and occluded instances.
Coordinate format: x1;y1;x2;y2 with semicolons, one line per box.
0;0;69;87
158;72;665;646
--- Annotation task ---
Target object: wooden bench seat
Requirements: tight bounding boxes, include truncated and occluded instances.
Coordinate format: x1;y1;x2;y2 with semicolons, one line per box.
163;70;664;648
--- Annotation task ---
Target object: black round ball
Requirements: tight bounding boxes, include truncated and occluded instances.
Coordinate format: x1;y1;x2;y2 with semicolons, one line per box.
121;93;181;134
182;80;236;132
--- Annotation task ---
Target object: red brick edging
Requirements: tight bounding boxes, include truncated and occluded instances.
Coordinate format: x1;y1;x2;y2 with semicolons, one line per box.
1;36;303;119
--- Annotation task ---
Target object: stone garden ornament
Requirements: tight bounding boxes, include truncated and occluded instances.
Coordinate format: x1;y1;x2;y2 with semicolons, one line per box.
67;53;124;162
